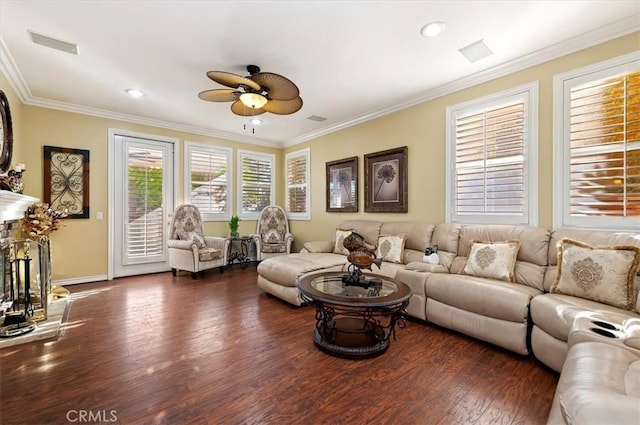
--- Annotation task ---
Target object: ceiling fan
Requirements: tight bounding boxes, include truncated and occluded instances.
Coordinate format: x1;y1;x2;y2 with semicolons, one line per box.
198;65;303;116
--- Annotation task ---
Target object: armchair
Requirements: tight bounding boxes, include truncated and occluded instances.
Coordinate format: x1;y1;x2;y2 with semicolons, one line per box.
167;204;229;279
251;205;294;261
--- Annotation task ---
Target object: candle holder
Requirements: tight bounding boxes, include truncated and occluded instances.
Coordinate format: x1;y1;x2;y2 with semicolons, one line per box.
0;239;49;337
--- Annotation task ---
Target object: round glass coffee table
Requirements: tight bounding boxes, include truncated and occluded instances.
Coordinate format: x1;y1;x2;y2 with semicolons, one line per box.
298;271;411;358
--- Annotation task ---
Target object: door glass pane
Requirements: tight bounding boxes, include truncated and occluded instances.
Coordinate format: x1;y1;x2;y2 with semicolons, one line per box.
126;146;165;260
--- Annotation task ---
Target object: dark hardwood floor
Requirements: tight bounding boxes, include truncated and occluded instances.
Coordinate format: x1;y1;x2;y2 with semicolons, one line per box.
0;265;558;425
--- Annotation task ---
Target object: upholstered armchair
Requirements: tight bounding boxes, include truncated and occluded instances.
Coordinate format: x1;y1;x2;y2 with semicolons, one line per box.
251;205;294;261
167;204;229;279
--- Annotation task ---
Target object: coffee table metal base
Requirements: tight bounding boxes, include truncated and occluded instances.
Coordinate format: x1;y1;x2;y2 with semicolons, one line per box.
312;319;390;358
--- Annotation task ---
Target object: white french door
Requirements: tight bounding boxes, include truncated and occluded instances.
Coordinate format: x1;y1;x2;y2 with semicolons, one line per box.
110;132;176;278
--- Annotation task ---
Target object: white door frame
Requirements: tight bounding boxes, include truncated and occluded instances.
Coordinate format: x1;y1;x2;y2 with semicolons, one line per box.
107;128;179;280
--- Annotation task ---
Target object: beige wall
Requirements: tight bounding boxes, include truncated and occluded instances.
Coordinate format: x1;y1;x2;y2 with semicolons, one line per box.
286;32;640;250
1;32;638;281
0;91;282;281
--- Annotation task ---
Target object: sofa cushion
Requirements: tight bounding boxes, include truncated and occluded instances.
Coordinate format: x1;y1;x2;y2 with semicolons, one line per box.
376;233;406;264
462;240;521;283
339;220;382;247
456;224;550;290
545;228;640;296
530;293;640;342
425;273;541;323
550;238;640;310
333;229;353;255
257;253;347;287
303;240;334;253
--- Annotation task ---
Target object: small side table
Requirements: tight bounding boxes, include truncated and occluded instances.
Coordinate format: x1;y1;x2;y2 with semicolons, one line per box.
227;236;253;268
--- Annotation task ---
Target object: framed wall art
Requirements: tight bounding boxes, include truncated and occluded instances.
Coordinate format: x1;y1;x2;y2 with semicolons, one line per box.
364;146;407;213
326;156;358;212
43;145;90;218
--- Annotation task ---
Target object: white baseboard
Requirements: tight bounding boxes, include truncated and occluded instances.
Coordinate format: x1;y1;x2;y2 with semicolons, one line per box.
53;275;108;286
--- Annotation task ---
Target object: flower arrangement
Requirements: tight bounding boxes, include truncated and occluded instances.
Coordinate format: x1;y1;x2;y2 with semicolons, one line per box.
21;202;67;241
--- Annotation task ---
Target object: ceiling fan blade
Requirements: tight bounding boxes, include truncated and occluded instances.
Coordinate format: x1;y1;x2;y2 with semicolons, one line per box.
231;100;266;116
263;97;303;115
198;89;239;102
250;72;299;100
206;71;261;91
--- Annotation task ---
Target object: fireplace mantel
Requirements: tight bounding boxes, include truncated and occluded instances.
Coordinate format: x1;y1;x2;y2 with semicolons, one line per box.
0;191;39;223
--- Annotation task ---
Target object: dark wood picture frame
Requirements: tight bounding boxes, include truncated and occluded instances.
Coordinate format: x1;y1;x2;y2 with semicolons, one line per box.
43;145;90;218
326;156;358;212
364;146;408;213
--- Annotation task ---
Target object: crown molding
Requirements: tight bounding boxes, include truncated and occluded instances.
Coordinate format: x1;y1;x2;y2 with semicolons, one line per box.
2;14;639;150
283;15;640;147
0;38;32;102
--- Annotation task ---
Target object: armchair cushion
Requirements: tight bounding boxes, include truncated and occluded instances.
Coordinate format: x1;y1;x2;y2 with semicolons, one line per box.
262;242;286;253
199;247;222;262
177;231;206;249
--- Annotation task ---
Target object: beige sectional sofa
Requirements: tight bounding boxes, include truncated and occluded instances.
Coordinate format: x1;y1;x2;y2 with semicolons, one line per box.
256;219;640;424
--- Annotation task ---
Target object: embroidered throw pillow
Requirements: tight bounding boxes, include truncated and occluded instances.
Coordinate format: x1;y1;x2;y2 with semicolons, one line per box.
334;229;353;255
462;240;521;283
376;234;407;264
550;238;640;310
177;231;206;249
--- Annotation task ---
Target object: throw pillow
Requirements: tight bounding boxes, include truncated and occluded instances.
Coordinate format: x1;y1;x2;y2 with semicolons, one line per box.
334;228;353;255
462;240;521;283
177;231;206;249
376;234;407;264
550;238;640;310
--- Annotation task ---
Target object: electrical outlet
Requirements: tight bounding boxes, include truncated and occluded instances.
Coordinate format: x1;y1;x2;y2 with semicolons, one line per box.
96;212;103;220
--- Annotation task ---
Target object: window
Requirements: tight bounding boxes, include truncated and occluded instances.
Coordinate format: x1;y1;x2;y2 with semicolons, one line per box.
554;52;640;230
446;82;538;225
285;148;310;220
237;150;275;219
184;142;232;221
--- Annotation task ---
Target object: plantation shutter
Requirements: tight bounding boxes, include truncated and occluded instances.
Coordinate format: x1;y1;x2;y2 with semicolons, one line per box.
286;152;307;214
454;102;525;216
240;152;274;215
188;147;228;215
568;71;640;217
126;146;165;259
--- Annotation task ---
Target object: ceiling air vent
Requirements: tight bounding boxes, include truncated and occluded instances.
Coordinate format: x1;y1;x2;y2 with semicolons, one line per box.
459;39;492;63
307;115;327;122
28;31;79;55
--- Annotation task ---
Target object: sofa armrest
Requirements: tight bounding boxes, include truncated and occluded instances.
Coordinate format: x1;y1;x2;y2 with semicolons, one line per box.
303;240;334;253
405;261;449;273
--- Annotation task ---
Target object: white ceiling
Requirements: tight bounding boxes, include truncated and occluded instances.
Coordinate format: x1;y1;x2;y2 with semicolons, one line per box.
1;1;639;147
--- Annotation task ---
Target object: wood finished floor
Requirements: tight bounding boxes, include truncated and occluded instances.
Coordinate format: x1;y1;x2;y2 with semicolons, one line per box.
0;265;558;425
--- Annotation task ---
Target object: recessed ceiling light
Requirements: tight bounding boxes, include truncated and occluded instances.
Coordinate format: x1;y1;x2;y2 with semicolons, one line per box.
126;89;144;98
420;21;446;37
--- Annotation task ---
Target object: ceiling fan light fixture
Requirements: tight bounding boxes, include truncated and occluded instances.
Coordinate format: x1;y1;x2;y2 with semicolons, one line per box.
240;93;268;109
420;21;446;37
250;118;263;125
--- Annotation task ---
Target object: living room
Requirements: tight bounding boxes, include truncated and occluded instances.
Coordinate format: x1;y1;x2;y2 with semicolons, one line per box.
1;1;639;424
